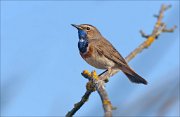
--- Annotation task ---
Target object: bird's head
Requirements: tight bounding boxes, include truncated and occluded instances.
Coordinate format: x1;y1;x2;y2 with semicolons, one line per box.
71;24;102;40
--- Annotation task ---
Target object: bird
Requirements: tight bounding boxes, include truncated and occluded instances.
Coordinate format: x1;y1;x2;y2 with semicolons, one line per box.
71;24;147;85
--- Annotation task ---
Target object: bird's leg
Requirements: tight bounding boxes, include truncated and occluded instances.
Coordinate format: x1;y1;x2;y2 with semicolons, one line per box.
107;67;113;77
101;68;120;82
99;68;115;81
100;67;112;82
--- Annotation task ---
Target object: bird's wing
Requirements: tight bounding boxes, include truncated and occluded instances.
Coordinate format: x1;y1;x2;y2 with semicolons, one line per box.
94;38;127;67
93;38;147;85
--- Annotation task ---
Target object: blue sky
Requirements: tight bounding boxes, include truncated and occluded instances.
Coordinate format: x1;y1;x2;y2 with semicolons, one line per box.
1;1;179;116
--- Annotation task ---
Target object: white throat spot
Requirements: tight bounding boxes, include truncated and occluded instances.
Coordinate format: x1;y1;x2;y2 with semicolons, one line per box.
80;39;85;42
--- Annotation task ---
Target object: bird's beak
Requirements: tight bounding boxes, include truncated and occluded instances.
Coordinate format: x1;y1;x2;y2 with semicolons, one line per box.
71;24;82;30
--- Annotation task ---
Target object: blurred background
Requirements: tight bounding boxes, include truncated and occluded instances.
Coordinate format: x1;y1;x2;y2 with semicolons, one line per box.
1;1;179;116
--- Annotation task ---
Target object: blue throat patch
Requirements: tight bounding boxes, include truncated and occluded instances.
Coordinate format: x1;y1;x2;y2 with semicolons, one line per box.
78;30;88;53
78;30;87;39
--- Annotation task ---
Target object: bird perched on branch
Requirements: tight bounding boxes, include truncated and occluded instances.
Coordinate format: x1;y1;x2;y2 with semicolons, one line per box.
71;24;147;85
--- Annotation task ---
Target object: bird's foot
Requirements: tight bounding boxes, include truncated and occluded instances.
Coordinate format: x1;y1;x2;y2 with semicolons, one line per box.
91;70;105;90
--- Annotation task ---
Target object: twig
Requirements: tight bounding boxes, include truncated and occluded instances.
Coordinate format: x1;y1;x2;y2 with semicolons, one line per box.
66;90;92;117
66;4;176;117
140;30;149;38
126;4;176;62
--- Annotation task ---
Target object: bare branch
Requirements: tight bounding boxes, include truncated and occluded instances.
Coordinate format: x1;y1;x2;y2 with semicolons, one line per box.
92;71;113;117
126;4;176;62
66;90;92;117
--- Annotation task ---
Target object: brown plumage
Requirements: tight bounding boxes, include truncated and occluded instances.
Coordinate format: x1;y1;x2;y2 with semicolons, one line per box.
72;24;147;85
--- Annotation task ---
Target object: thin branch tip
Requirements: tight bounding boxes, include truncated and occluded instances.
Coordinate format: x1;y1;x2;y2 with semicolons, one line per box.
140;30;149;38
163;25;177;32
165;4;172;10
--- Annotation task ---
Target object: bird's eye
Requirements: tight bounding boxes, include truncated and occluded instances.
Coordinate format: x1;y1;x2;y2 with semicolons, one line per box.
86;27;90;30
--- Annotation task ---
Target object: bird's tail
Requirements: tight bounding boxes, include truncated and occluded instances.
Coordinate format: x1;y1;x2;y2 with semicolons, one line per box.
122;66;148;85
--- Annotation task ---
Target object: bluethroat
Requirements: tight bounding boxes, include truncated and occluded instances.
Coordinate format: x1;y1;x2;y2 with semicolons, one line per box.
71;24;147;85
